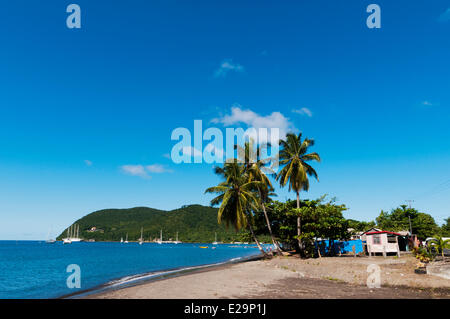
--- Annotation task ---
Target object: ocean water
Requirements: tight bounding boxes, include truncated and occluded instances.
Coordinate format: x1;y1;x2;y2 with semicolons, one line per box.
0;241;264;299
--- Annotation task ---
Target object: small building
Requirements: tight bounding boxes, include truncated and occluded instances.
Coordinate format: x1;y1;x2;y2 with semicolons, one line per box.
347;228;363;240
349;231;364;241
87;226;103;233
366;231;401;257
360;227;382;242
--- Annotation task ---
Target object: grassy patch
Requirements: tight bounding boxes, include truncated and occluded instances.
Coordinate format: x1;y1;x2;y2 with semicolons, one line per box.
324;276;343;282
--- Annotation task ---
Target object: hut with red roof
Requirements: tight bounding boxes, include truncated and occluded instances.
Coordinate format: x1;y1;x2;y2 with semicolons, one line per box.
366;230;401;257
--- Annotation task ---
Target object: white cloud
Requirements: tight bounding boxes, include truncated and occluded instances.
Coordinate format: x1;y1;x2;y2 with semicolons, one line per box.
438;8;450;22
182;146;203;158
212;105;296;140
121;163;173;178
121;165;149;178
214;59;244;78
146;164;173;173
292;107;313;117
84;160;93;166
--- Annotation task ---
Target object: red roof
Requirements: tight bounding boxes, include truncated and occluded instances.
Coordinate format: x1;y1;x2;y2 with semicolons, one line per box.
366;231;402;236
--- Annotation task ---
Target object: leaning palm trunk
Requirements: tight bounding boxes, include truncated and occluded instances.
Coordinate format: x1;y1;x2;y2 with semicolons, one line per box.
248;222;267;256
261;202;283;254
258;190;283;255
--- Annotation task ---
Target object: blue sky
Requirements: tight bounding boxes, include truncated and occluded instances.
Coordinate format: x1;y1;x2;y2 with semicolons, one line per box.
0;1;449;239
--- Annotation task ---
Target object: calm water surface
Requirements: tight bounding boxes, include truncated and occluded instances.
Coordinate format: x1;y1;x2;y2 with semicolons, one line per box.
0;241;263;298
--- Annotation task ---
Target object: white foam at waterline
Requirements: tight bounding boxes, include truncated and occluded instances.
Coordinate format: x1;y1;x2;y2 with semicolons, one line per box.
105;261;231;288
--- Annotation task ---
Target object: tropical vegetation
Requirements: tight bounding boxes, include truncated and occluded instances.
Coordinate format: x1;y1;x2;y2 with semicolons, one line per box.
274;133;321;255
59;131;448;259
205;161;268;255
376;205;439;239
204;131;447;258
427;235;450;260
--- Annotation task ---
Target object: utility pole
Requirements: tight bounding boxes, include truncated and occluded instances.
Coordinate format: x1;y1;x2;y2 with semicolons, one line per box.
405;200;414;235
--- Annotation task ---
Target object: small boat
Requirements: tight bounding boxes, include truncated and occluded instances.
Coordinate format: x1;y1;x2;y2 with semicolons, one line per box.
199;246;209;249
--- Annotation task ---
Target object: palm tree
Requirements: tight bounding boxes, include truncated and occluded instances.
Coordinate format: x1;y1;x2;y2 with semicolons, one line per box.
205;162;267;256
428;235;450;260
234;141;283;255
276;133;320;253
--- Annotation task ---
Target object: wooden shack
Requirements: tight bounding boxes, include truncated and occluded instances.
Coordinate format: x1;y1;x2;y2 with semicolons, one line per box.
366;231;401;257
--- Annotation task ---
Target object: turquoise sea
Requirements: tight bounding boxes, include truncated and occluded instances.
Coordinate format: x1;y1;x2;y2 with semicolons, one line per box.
0;240;265;299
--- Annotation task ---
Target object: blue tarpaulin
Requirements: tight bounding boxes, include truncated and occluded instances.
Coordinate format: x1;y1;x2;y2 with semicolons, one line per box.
315;239;364;255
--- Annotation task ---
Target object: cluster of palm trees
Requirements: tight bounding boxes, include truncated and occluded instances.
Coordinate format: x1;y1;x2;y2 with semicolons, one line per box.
205;132;321;256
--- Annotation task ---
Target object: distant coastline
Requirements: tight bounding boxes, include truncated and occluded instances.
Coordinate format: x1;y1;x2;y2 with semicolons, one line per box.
56;205;267;243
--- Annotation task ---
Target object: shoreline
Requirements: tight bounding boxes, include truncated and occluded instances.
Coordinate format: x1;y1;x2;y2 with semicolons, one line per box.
84;255;450;299
64;253;264;299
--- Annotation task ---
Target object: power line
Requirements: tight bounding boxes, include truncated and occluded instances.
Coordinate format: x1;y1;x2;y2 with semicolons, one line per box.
413;178;450;200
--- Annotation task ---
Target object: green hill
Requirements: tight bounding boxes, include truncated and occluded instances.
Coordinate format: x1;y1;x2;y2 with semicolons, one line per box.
56;204;246;243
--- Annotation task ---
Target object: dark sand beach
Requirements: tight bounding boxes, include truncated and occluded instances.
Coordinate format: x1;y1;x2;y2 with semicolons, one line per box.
85;255;450;299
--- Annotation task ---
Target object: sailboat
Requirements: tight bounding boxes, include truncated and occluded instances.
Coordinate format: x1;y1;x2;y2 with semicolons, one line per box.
120;237;123;243
45;227;56;244
62;226;72;244
124;233;128;244
173;231;181;244
70;224;82;242
157;229;162;244
212;232;218;245
139;227;144;245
